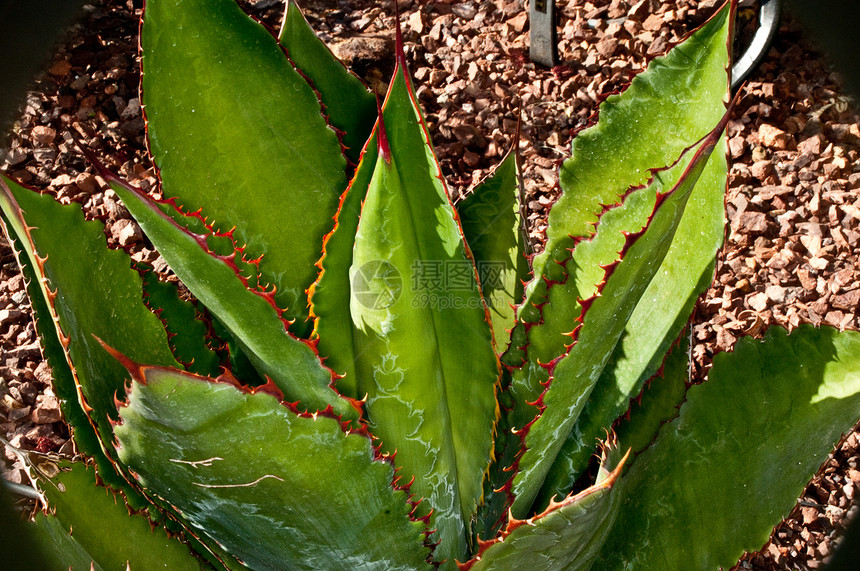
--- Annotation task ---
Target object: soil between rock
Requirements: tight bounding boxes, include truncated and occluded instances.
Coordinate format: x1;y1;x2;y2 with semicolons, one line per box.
0;0;858;568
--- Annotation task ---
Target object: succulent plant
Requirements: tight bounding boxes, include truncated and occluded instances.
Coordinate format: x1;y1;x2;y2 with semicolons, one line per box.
1;0;859;569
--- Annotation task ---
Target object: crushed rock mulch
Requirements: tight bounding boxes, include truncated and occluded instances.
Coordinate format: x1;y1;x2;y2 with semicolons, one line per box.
0;1;858;568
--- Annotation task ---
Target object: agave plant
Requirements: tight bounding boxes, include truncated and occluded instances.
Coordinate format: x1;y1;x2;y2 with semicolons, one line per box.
1;0;859;569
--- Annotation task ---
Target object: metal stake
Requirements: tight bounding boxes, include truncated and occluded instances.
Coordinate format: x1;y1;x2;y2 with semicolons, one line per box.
529;0;558;67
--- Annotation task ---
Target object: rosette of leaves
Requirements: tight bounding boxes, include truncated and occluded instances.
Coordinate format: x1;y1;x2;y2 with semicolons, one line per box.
1;1;859;569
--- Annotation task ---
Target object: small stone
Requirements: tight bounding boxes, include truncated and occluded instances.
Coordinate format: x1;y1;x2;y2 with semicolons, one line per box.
6;405;31;423
467;61;480;82
808;257;829;271
748;292;769;312
801;506;822;527
48;60;72;76
451;3;476;20
74;172;98;194
596;37;619;58
120;97;141;119
646;35;668;55
728;136;746;158
407;10;423;33
13;343;41;362
797;134;823;155
842;204;860;222
759;123;794;150
765;285;786;303
832;289;860;311
608;0;628;18
735;211;769;234
509;12;528;33
33;361;52;384
4;148;29;167
627;0;651;21
112;219;144;247
642;13;663;31
463;149;481;167
31;395;62;424
800;234;822;256
751;146;769;163
716;328;736;349
766;249;795;270
757;185;793;201
0;309;24;325
429;69;449;87
750;160;774;181
797;268;817;290
31;126;57;145
69;74;89;91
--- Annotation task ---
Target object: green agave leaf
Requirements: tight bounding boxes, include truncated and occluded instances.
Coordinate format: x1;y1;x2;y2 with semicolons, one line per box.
278;0;377;163
29;458;201;570
1;482;59;570
501;0;732;441
104;173;358;420
141;0;347;327
511;119;726;516
0;176;178;468
30;514;99;571
209;315;267;387
506;0;735;380
0;227;100;464
457;149;528;349
542;138;727;489
533;115;726;490
467;447;627;571
348;47;500;565
112;358;433;571
0;207;161;515
598;325;860;569
612;332;691;456
527;0;734;295
536;331;691;506
309;130;379;398
510;1;731;511
474;374;520;542
142;271;221;377
503;164;665;435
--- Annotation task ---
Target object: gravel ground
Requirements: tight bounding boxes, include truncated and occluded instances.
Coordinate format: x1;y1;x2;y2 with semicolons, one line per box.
0;0;858;568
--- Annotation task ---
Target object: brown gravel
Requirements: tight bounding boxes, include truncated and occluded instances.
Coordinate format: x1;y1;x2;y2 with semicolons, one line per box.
1;1;858;568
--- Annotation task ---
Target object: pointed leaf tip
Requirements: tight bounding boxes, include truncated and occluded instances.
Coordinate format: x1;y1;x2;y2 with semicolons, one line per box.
394;0;406;70
94;336;145;385
376;98;391;164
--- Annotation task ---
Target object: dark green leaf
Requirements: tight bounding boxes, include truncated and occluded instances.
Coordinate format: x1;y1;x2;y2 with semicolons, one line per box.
536;331;691;506
30;459;202;570
142;0;348;326
0;175;178;462
457;150;528;349
598;325;860;569
113;362;433;571
468;446;627;571
107;175;358;420
141;271;221;377
278;0;377;163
